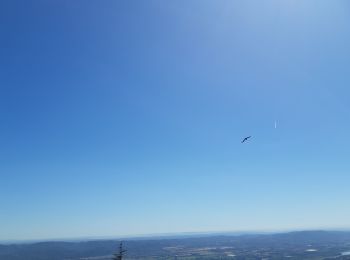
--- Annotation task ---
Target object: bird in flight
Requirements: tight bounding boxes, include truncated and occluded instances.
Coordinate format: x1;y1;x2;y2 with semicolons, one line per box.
241;136;252;143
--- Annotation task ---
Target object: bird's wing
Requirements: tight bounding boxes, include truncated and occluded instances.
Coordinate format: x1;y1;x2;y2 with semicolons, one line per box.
241;136;251;143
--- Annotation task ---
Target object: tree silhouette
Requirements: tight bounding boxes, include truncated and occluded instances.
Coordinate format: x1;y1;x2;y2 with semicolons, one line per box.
112;242;126;260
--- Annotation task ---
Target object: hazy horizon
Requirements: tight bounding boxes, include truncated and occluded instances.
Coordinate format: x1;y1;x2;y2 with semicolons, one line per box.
2;0;350;241
3;228;350;244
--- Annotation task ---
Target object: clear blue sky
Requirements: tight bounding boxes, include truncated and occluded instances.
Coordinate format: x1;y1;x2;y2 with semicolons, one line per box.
1;0;350;241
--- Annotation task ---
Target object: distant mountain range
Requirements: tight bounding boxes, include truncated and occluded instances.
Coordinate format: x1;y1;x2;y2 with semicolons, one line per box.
2;230;350;259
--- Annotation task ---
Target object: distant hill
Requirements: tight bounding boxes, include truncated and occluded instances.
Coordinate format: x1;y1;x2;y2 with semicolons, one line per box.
2;231;350;259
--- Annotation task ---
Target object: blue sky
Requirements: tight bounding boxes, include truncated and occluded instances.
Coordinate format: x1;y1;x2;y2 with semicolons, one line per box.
1;0;350;241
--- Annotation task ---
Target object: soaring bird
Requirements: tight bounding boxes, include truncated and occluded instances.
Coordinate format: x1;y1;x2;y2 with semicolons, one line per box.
241;136;252;143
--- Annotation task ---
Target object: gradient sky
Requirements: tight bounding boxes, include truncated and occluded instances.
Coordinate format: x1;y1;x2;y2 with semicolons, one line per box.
2;0;350;241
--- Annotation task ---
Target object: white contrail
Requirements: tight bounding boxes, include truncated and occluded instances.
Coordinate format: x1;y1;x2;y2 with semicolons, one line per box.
275;120;277;129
